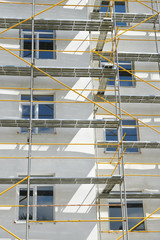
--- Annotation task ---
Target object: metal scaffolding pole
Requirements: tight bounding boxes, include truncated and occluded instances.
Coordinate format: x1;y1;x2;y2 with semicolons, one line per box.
151;0;160;74
26;0;35;239
113;2;129;240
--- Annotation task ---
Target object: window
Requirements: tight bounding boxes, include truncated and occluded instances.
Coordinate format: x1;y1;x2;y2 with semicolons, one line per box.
21;95;54;134
22;30;56;59
19;186;54;221
100;1;126;26
105;120;138;152
102;61;133;87
109;202;145;230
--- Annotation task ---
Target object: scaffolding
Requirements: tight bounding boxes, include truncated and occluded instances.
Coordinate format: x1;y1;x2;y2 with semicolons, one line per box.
0;0;160;240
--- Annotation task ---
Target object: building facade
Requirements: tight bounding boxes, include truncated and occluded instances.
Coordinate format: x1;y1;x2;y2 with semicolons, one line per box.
0;0;159;240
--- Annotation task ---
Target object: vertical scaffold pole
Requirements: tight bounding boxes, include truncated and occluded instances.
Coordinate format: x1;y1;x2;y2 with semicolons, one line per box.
113;1;129;240
151;0;160;75
26;0;35;239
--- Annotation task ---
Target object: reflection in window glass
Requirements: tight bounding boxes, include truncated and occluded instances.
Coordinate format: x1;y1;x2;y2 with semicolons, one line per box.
109;202;145;230
19;188;33;220
37;187;53;220
39;34;54;59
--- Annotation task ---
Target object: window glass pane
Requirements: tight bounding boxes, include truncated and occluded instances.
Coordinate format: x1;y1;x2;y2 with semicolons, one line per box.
39;104;54;119
21;95;30;101
109;205;122;230
39;34;54;59
115;1;125;12
127;203;145;230
19;188;33;220
34;95;54;133
119;62;133;87
100;1;110;12
106;129;118;151
23;34;36;58
33;95;53;102
122;120;136;126
21;105;35;133
37;187;53;220
22;105;35;119
22;95;53;102
38;104;54;133
122;120;138;152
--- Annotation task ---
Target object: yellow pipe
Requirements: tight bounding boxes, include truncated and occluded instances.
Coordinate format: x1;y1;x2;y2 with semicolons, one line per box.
0;156;118;160
0;203;123;208
101;216;160;219
29;219;124;223
95;79;160;82
110;133;126;164
126;174;160;177
120;39;160;41
99;174;160;177
0;49;93;53
0;100;94;103
106;0;111;18
102;230;160;233
98;162;160;165
0;225;22;240
0;99;119;103
119;70;160;72
96;113;160;116
0;1;160;5
0;37;111;42
31;156;118;159
1;37;160;41
119;29;160;32
109;2;113;18
3;48;160;56
0;176;29;196
0;143;130;146
111;148;126;176
116;207;160;240
0;87;116;91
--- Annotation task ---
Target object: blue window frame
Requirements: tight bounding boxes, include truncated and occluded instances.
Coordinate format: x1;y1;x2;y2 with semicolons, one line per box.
22;30;55;59
109;202;145;230
19;187;53;221
21;95;54;134
100;1;126;26
106;120;138;152
102;61;133;87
